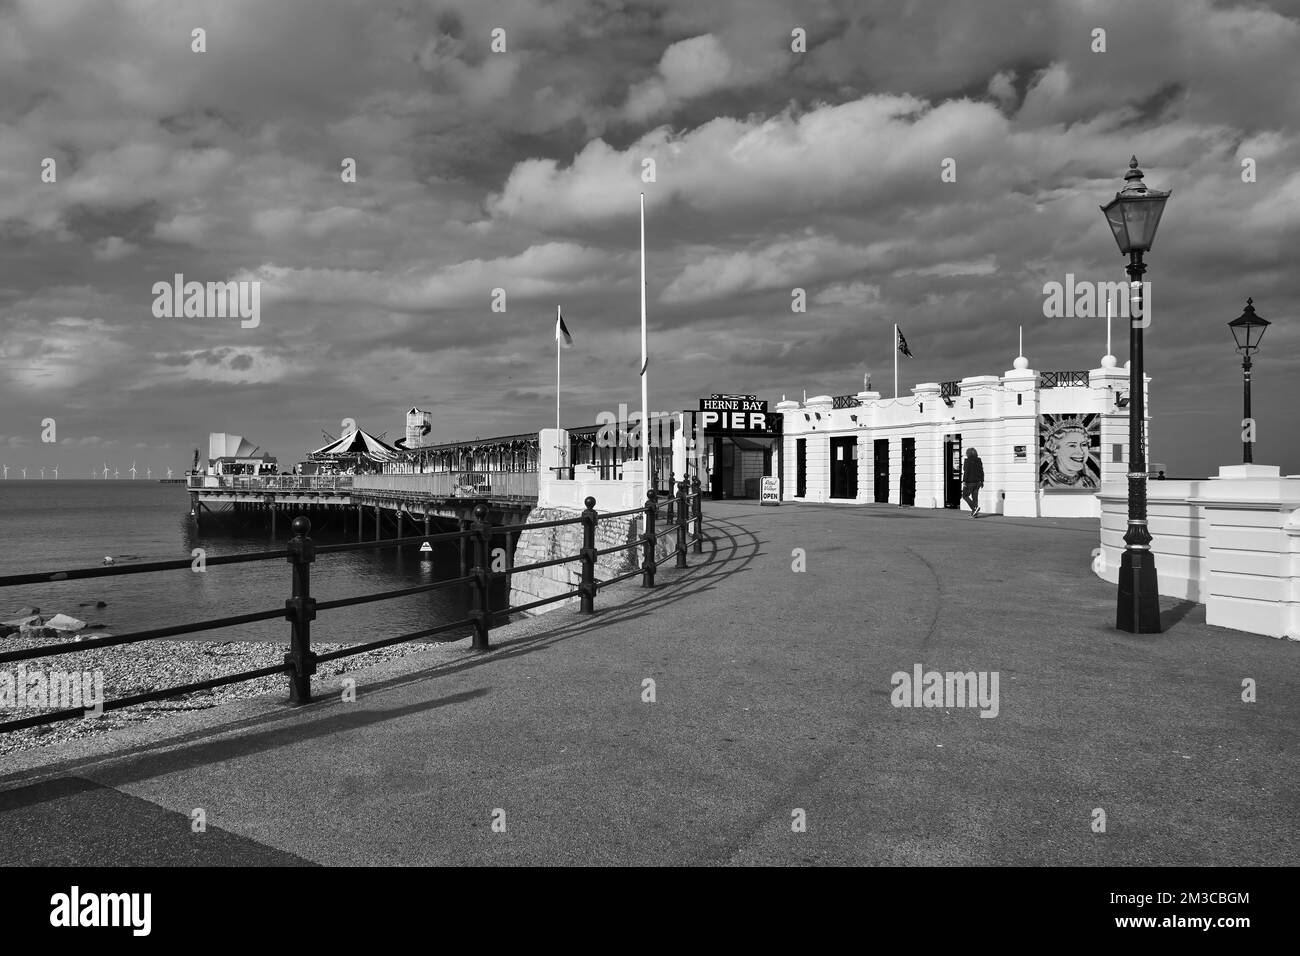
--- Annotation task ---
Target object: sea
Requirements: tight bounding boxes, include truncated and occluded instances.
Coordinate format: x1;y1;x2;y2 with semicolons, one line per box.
0;480;475;645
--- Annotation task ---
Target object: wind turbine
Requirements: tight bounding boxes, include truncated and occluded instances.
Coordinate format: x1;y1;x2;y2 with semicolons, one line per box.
1;465;8;479
146;466;152;480
39;467;45;479
166;467;174;480
113;467;120;479
21;467;27;479
129;461;137;480
52;466;58;480
102;462;110;480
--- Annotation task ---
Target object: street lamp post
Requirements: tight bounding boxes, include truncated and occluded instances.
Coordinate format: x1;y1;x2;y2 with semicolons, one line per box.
1228;298;1269;464
1099;157;1171;634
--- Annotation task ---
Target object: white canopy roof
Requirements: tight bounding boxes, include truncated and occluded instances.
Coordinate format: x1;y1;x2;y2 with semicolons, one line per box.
309;427;399;461
208;432;270;460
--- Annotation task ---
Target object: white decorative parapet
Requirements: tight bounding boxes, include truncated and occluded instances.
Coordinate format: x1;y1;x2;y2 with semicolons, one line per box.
1097;464;1300;638
536;428;645;512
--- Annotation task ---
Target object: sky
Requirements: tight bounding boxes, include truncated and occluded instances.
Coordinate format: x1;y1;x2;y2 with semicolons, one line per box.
1;0;1298;479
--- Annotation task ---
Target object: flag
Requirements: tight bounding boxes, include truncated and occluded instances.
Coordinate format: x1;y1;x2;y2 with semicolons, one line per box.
896;326;913;357
556;311;573;348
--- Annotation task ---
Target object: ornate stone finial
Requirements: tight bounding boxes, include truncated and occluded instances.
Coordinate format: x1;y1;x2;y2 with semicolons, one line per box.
863;370;872;391
1101;354;1118;368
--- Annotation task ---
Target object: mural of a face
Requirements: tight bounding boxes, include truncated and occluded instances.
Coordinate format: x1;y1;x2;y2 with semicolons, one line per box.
1050;427;1088;478
1038;413;1100;489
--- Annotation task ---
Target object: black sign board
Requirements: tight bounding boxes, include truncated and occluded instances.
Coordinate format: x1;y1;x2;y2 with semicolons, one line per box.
692;397;777;436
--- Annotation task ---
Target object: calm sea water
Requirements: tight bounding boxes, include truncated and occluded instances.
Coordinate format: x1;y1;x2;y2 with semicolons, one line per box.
0;480;476;644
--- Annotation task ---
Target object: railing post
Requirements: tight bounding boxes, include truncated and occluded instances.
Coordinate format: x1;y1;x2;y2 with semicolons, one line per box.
580;495;597;613
676;479;688;569
469;503;491;651
284;516;318;704
665;472;675;524
691;475;703;553
642;489;657;588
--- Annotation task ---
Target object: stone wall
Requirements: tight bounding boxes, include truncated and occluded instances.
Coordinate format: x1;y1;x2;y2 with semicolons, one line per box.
509;503;681;614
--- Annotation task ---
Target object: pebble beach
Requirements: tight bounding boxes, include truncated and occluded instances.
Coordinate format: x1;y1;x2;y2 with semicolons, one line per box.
0;632;447;757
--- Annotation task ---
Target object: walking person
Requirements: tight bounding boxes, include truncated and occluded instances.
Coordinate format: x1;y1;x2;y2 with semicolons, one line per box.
961;447;984;517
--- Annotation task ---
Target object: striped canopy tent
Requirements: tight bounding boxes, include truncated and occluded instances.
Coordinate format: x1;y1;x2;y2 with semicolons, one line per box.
308;426;399;463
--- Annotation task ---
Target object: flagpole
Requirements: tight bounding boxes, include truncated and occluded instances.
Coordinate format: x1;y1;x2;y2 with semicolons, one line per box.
556;304;561;435
894;323;898;399
640;192;649;527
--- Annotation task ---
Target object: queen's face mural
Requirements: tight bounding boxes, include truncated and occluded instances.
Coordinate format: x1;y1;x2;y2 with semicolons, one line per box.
1039;414;1100;489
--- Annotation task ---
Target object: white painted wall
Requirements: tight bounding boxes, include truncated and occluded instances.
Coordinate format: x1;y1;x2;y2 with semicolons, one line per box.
1097;465;1300;639
779;356;1146;518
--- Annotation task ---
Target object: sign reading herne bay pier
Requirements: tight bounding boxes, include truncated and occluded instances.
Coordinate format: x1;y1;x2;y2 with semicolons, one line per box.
698;394;773;434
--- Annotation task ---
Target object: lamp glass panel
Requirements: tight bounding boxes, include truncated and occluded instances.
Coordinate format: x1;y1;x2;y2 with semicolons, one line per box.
1230;321;1248;350
1102;202;1129;252
1248;319;1268;350
1120;202;1156;251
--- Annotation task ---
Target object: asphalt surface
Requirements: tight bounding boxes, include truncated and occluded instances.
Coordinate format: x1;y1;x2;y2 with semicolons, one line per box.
2;501;1297;865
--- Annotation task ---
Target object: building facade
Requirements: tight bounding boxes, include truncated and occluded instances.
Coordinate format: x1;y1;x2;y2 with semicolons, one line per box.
777;351;1150;518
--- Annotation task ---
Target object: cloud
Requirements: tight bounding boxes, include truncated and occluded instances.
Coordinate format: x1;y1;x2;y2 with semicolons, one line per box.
153;213;209;245
91;236;138;261
488;95;1011;227
662;234;903;305
240;241;628;313
622;34;735;121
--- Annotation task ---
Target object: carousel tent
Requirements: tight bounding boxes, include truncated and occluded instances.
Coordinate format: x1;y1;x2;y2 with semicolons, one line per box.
309;427;399;461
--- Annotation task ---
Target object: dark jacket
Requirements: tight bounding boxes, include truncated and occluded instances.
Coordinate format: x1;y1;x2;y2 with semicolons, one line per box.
963;456;984;485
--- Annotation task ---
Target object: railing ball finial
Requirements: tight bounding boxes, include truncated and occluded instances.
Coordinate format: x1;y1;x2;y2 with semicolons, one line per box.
291;516;311;536
584;495;596;510
473;503;489;521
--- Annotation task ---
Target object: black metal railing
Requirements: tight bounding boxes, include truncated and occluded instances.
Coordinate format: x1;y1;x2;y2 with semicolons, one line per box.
0;477;706;733
940;381;960;406
1040;370;1090;389
831;395;862;409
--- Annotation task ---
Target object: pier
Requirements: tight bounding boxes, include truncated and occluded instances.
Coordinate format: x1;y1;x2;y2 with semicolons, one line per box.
187;473;539;539
187;420;676;542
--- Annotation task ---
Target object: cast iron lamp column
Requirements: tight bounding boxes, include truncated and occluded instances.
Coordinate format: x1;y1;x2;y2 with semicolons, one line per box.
1100;157;1171;634
1228;298;1270;464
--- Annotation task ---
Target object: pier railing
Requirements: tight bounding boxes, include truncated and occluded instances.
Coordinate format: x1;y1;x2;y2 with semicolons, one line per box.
0;478;704;733
187;475;355;492
353;471;539;500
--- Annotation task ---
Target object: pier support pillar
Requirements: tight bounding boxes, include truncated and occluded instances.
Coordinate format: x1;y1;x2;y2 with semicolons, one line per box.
397;510;404;540
357;505;363;541
271;504;277;538
374;504;381;541
423;506;430;536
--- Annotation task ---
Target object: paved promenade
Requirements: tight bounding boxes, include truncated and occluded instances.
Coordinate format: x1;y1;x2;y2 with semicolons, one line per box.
3;501;1297;865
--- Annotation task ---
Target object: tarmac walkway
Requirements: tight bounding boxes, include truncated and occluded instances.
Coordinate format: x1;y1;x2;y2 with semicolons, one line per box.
2;501;1297;865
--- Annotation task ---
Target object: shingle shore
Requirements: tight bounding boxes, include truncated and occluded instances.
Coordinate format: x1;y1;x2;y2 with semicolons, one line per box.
0;636;451;756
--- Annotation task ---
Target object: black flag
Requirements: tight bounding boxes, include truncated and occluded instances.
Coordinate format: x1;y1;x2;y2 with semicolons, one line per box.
897;327;913;357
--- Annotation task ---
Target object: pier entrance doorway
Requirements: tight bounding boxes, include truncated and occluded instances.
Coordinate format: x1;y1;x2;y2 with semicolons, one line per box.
693;394;782;501
873;439;889;503
900;437;916;507
943;434;963;509
795;439;806;497
830;437;857;499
